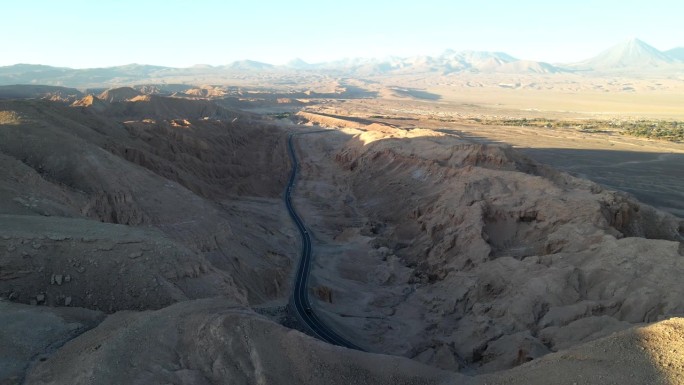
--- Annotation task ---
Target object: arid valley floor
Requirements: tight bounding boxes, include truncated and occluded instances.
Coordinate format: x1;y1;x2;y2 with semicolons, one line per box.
1;68;684;385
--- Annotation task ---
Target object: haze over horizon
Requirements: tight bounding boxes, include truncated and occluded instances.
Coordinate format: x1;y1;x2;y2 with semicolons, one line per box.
3;0;682;68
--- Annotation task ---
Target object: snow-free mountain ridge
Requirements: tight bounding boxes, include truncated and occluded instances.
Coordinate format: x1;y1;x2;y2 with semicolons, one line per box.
0;39;682;87
571;38;678;70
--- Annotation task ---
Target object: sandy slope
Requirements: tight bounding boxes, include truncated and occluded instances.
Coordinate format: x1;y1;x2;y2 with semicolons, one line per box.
290;123;683;374
2;90;684;384
0;301;104;383
0;97;297;308
0;214;246;311
23;298;465;385
13;298;684;385
478;317;684;385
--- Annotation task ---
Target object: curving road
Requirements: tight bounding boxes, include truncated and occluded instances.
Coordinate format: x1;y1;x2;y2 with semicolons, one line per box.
285;132;364;351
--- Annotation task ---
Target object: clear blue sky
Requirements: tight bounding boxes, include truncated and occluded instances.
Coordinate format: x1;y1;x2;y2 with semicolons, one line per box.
2;0;682;68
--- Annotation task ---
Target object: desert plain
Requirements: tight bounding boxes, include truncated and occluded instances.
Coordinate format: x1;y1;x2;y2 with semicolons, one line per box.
1;49;684;385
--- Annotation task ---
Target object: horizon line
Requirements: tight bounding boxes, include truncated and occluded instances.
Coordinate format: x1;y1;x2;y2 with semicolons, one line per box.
1;38;682;70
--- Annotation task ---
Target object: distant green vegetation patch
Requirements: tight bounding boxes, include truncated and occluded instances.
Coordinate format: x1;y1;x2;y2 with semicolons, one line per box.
470;117;604;130
267;112;292;119
470;117;684;142
620;120;684;141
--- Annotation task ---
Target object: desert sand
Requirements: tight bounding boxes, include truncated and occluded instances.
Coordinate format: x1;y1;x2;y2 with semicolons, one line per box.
1;79;683;384
286;118;683;374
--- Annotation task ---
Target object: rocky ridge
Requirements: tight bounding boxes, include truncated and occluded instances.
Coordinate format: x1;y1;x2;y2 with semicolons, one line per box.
293;124;684;373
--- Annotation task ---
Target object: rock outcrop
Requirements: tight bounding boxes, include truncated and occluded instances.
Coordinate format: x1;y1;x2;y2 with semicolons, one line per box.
23;299;464;385
294;125;684;373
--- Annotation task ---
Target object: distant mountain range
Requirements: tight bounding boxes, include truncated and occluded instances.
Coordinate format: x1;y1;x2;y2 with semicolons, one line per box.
665;47;684;61
570;38;681;71
0;39;682;87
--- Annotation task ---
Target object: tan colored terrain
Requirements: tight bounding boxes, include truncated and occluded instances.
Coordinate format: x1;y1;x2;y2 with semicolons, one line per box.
479;317;684;385
22;298;465;385
373;73;684;120
0;96;297;311
5;296;683;385
289;122;683;374
303;97;684;218
2;82;684;384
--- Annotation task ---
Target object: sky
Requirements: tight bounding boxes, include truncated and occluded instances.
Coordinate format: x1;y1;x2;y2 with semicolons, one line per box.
2;0;683;68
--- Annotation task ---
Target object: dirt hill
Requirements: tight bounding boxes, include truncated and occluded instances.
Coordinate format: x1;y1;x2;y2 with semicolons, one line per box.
0;97;295;312
0;85;83;101
2;93;683;384
289;123;684;374
11;298;684;385
97;86;141;102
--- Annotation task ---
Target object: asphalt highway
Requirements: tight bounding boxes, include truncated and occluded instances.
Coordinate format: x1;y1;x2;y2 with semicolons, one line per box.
286;132;364;350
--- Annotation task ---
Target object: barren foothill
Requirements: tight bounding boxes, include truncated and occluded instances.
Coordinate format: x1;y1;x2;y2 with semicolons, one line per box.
288;120;683;372
306;96;684;218
1;78;683;385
